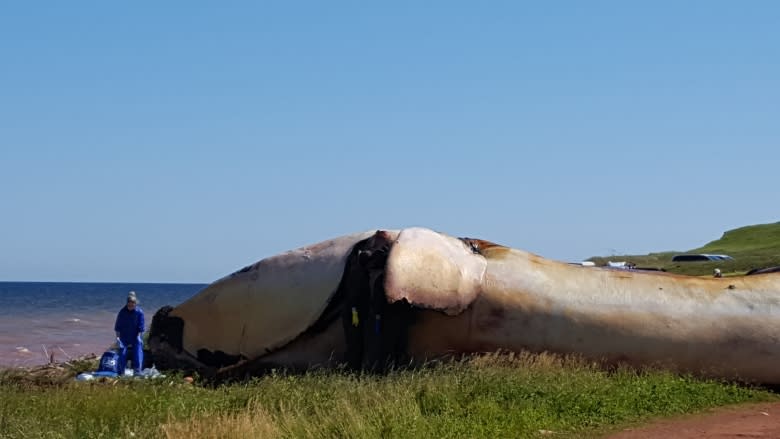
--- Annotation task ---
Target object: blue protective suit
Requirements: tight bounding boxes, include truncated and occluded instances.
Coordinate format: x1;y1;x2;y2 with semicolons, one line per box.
114;306;145;374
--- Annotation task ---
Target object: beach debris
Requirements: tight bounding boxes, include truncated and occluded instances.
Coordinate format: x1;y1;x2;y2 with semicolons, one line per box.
56;346;73;361
41;344;54;364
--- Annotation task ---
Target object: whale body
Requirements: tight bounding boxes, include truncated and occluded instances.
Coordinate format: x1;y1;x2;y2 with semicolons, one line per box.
148;227;780;383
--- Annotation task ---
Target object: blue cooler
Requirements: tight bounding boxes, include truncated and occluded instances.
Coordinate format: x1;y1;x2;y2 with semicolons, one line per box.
93;350;120;378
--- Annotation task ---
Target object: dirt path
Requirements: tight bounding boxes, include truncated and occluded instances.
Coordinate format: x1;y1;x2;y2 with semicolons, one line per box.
606;402;780;438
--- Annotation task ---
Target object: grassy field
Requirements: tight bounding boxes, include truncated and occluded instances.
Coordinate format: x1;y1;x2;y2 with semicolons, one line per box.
587;221;780;276
1;353;776;439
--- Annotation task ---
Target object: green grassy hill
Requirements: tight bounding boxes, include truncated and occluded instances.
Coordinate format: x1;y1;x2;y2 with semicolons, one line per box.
587;222;780;276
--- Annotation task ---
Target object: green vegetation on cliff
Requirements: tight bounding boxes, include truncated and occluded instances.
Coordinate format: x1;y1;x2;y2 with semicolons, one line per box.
588;222;780;276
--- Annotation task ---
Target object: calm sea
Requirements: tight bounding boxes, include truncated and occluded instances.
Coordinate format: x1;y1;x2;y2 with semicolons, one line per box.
0;282;206;367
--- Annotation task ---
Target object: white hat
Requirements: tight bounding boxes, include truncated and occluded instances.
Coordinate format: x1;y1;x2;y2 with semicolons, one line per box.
127;291;138;303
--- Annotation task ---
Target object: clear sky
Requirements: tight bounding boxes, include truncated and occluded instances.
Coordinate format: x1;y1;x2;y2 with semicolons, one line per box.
1;2;778;283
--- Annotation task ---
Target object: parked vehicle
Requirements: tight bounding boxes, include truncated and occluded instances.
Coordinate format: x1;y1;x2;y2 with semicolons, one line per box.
672;254;734;262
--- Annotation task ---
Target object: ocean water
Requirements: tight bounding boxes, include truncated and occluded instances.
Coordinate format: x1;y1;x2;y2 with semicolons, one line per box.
0;282;206;367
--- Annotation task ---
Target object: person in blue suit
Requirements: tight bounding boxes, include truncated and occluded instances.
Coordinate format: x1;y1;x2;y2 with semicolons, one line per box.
114;291;145;375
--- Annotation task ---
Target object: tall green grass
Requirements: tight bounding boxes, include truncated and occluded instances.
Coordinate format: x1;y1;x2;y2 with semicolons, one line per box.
2;353;775;438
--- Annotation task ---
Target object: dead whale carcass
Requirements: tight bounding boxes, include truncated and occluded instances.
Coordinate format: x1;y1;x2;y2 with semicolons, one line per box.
148;227;780;383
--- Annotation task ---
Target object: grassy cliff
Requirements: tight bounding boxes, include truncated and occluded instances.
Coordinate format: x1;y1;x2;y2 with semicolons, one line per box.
588;222;780;276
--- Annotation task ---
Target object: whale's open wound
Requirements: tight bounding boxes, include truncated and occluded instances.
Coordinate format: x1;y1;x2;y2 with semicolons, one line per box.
148;227;780;383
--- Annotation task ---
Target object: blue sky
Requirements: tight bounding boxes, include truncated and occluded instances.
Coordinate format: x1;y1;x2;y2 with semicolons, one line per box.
1;2;778;283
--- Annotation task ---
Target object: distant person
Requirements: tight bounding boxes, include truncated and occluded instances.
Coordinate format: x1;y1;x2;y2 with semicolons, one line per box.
713;268;723;278
114;291;145;375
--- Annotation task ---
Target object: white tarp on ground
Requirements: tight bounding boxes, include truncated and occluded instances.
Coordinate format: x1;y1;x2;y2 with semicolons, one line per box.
76;367;165;381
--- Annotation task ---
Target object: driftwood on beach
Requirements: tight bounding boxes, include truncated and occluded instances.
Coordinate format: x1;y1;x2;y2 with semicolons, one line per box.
148;227;780;383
